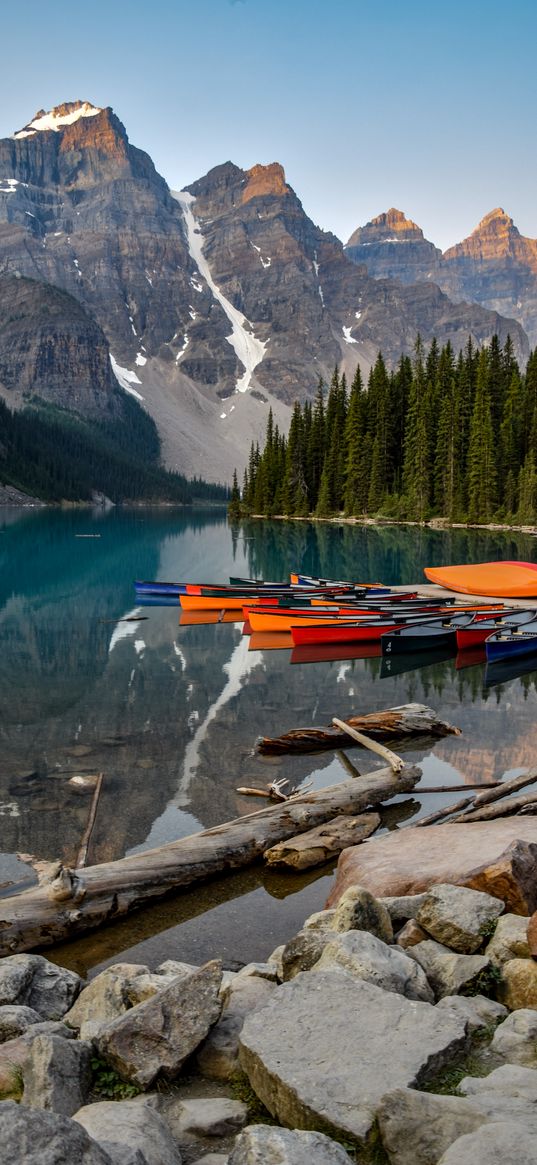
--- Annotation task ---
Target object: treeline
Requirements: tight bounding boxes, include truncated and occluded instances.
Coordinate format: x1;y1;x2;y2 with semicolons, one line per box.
0;397;229;504
230;336;537;524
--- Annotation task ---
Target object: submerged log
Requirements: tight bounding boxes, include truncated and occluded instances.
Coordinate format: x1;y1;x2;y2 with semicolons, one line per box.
414;796;475;828
450;789;537;824
257;703;460;755
264;812;380;870
471;768;537;809
0;763;420;956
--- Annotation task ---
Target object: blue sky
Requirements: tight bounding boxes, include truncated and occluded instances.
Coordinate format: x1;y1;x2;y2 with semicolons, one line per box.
1;0;535;249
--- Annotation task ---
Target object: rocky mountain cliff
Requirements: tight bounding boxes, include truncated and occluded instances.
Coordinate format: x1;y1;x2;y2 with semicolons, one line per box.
346;207;537;348
0;102;531;481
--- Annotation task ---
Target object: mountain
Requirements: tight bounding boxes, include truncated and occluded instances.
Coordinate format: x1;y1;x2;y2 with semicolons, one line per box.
0;102;531;481
346;207;537;348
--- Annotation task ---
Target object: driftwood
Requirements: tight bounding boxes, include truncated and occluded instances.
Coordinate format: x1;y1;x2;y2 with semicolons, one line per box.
76;773;104;868
332;718;404;772
449;789;537;824
472;768;537;809
1;763;420;956
415;796;474;828
257;703;460;755
264;812;380;870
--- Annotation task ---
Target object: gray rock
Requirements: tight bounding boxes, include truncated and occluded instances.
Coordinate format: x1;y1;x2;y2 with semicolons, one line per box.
379;893;429;922
0;1004;42;1041
0;1099;113;1164
311;931;434;1002
23;1033;93;1116
175;1098;247;1137
156;960;199;977
97;959;222;1088
280;929;333;980
436;994;507;1034
484;913;531;966
239;972;467;1147
220;974;276;1018
195;1157;229;1165
74;1100;182;1165
407;940;493;999
228;1124;353;1164
458;1063;537;1129
331;884;393;942
377;1086;486;1165
416;883;504;954
0;954;83;1019
234;962;279;983
437;1121;537;1164
491;1008;537;1066
302;910;336;931
266;945;285;980
197;976;276;1081
64;963;150;1038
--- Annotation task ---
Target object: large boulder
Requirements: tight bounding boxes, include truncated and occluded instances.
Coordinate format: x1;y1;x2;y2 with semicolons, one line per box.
228;1124;354;1163
435;994;507;1034
310;931;434;1002
376;1086;486;1165
239;972;467;1148
197;974;275;1081
406;941;493;999
280;929;334;981
0;1004;42;1042
416;884;504;953
97;960;222;1088
491;1009;537;1066
0;1100;113;1164
379;894;429;922
499;958;537;1009
74;1100;182;1165
458;1062;537;1121
327;822;537;913
437;1122;536;1164
22;1032;92;1116
64;964;150;1039
0;954;83;1020
484;913;530;966
330;885;393;942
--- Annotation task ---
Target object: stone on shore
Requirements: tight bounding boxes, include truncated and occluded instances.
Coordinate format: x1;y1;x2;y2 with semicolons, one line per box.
0;1004;42;1042
197;975;275;1081
0;1100;113;1164
459;1062;537;1122
74;1100;182;1165
302;911;336;931
380;894;429;922
239;972;467;1147
376;1086;486;1165
527;910;537;959
280;929;334;980
0;1022;77;1101
499;957;537;1009
406;940;493;999
0;954;83;1020
310;931;434;1002
331;884;393;942
97;960;222;1088
64;964;150;1039
228;1124;354;1163
22;1032;92;1116
437;1122;537;1164
326;822;537;913
416;884;504;953
484;913;530;966
491;1008;537;1065
173;1098;248;1138
396;920;429;949
435;994;507;1034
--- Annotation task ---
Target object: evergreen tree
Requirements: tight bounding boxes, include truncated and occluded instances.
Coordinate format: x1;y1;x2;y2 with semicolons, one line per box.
467;349;496;521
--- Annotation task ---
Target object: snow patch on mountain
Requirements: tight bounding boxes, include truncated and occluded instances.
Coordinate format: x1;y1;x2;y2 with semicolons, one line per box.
110;354;144;401
343;326;357;344
14;102;102;139
174;190;267;394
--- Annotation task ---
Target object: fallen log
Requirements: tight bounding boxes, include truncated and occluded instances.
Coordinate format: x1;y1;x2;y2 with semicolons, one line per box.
414;796;475;828
263;812;380;870
449;789;537;824
0;763;420;956
332;718;404;772
471;768;537;809
256;703;460;755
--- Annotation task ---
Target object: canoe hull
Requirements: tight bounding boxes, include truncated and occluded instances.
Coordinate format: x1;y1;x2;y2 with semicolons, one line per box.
424;561;537;598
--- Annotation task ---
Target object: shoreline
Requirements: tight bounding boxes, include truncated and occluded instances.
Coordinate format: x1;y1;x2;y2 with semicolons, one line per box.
241;511;537;537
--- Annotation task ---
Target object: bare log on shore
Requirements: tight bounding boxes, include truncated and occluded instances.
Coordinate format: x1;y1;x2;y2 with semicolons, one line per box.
0;763;420;956
256;703;460;756
264;812;381;870
471;768;537;809
415;796;475;828
449;788;537;824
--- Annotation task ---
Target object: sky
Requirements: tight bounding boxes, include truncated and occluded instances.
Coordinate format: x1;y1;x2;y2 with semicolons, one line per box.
1;0;535;251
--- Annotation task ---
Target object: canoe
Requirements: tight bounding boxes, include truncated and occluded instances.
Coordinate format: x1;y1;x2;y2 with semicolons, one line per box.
290;573;390;593
252;602;505;635
289;613;459;646
135;580;188;596
381;621;460;655
424;561;537;598
485;626;537;663
456;609;537;650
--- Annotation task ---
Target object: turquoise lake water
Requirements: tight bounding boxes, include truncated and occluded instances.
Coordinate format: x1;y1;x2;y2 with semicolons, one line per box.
1;507;537;975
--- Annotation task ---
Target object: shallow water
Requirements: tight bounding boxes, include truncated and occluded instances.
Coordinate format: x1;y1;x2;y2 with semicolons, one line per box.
1;508;536;975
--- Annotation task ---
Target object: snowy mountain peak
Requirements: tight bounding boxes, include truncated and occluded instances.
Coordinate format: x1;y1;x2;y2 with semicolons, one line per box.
13;101;103;140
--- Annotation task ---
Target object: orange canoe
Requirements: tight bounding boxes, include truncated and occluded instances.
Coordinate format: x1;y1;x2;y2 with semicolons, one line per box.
424;561;537;598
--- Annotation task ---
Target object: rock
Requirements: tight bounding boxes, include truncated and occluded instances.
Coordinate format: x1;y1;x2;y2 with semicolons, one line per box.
197;975;275;1081
280;929;334;980
331;885;393;942
174;1098;247;1138
228;1124;354;1163
311;931;434;1002
484;913;530;966
239;972;467;1147
195;1157;229;1165
527;911;537;959
437;1122;536;1164
0;954;83;1019
64;964;150;1039
379;894;429;921
220;974;276;1018
406;940;494;1000
436;994;507;1034
302;911;336;931
326;822;537;914
396;920;429;949
459;1063;537;1123
0;1100;113;1164
23;1033;93;1116
376;1086;486;1165
416;884;504;954
267;945;285;980
156;960;199;977
97;959;222;1088
491;1008;537;1065
234;962;279;983
499;958;537;1009
0;1022;77;1100
74;1100;182;1165
0;1004;42;1041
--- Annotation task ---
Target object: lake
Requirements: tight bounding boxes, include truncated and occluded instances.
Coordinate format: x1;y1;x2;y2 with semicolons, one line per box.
1;507;536;977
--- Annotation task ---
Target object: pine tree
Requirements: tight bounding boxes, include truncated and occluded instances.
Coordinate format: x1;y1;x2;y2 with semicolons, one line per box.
467;349;496;521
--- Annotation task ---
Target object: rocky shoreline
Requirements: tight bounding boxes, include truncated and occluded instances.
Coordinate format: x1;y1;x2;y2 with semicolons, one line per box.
1;867;537;1163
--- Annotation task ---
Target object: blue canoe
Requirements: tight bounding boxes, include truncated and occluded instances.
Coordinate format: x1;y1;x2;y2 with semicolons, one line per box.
485;623;537;663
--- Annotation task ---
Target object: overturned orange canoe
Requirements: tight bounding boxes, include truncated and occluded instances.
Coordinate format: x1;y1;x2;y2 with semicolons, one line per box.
424;561;537;598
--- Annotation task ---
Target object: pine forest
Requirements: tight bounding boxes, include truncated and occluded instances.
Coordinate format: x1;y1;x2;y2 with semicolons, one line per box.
231;336;537;526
